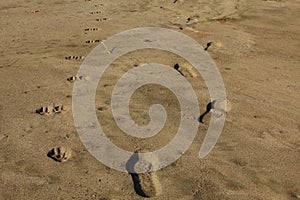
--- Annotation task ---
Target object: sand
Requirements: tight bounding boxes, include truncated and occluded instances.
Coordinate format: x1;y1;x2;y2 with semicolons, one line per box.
0;0;299;199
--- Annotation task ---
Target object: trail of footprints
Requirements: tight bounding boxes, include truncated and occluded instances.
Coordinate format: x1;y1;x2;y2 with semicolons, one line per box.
41;1;106;163
39;3;104;164
38;3;174;197
34;2;234;198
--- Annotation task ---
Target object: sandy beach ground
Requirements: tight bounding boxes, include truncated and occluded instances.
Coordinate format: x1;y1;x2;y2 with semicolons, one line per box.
0;0;299;199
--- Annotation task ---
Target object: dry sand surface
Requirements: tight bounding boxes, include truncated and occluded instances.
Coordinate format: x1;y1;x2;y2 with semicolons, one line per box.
0;0;300;199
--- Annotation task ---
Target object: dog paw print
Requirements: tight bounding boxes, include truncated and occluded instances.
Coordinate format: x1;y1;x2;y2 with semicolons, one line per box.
96;18;107;21
173;63;199;78
90;11;101;14
47;146;72;162
67;75;88;82
65;56;84;60
84;28;99;31
36;104;66;115
85;39;100;44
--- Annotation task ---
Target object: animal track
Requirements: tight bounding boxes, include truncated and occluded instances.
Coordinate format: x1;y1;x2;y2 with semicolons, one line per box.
36;104;66;115
36;105;52;115
173;63;199;78
90;11;101;15
90;11;101;14
65;56;84;60
67;75;86;82
84;28;99;31
203;41;222;50
47;146;72;162
96;18;107;21
85;39;100;44
53;104;65;113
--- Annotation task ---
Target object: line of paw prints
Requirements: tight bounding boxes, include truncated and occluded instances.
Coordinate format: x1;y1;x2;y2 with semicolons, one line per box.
41;0;105;164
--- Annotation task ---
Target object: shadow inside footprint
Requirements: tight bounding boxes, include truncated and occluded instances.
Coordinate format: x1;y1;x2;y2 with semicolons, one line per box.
198;101;213;123
173;63;185;76
199;99;231;123
126;152;149;198
47;146;71;162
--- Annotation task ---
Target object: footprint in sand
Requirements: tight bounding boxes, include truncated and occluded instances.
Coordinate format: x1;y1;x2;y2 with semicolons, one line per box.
126;150;162;197
67;75;88;82
199;99;231;123
173;63;199;78
36;104;66;115
85;39;100;44
96;18;107;21
211;99;232;113
204;41;223;51
65;56;84;60
36;105;53;115
47;146;72;162
84;28;99;31
90;11;101;14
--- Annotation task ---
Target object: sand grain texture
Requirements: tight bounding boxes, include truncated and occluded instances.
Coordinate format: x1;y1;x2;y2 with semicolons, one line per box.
0;0;299;199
